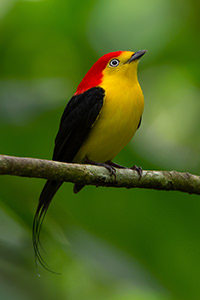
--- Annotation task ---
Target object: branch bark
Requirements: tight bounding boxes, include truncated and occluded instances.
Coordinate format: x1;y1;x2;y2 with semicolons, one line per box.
0;154;200;195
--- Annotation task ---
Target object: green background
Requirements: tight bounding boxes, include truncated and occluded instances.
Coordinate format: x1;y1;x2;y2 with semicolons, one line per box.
0;0;200;299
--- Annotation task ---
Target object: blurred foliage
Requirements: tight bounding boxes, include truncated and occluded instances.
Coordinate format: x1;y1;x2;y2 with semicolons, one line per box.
0;0;200;299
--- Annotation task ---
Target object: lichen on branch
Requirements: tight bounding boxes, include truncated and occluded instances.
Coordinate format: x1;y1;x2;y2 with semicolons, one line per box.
0;155;200;195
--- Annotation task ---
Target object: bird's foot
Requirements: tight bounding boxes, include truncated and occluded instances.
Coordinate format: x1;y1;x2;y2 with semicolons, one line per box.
85;159;142;179
107;161;142;179
106;161;126;169
130;165;143;179
85;158;116;177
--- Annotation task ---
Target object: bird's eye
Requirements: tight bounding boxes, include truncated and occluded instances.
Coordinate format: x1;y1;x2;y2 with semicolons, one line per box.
109;58;120;67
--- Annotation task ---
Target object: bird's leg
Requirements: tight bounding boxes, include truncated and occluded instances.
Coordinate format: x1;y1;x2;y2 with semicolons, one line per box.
107;161;142;179
84;157;116;177
130;165;143;179
106;161;126;169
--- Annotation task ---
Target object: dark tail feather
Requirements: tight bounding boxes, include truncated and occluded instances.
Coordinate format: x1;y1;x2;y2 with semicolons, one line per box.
32;180;62;271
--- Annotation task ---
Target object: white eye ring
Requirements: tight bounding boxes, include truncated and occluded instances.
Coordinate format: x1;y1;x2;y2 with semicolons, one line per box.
109;58;120;67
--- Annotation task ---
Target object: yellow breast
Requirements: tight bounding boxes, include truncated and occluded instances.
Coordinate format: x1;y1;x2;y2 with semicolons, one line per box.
74;71;144;163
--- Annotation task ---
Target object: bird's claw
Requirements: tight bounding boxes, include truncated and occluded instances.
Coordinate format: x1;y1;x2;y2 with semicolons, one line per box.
105;165;116;178
130;165;142;179
84;157;116;178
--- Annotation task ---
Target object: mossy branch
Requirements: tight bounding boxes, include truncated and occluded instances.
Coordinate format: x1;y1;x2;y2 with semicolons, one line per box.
0;154;200;195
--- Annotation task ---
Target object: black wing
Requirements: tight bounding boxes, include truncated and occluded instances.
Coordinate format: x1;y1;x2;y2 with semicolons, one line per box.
33;87;105;270
137;116;142;129
53;86;105;162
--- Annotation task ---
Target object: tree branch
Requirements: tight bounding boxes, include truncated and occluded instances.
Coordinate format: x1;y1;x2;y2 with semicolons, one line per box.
0;154;200;195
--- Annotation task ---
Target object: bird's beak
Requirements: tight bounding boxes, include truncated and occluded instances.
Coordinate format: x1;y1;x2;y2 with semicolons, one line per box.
126;50;147;63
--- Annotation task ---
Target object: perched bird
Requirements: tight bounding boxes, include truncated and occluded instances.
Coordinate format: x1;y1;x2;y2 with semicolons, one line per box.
33;50;146;269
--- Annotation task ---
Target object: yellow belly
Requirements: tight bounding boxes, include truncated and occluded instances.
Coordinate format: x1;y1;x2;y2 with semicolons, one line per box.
74;76;144;163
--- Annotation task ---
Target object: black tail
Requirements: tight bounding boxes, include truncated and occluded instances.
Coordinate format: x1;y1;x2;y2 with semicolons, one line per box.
32;180;62;271
73;183;85;194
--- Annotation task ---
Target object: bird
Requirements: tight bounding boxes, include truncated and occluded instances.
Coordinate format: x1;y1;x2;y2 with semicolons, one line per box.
33;49;146;270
